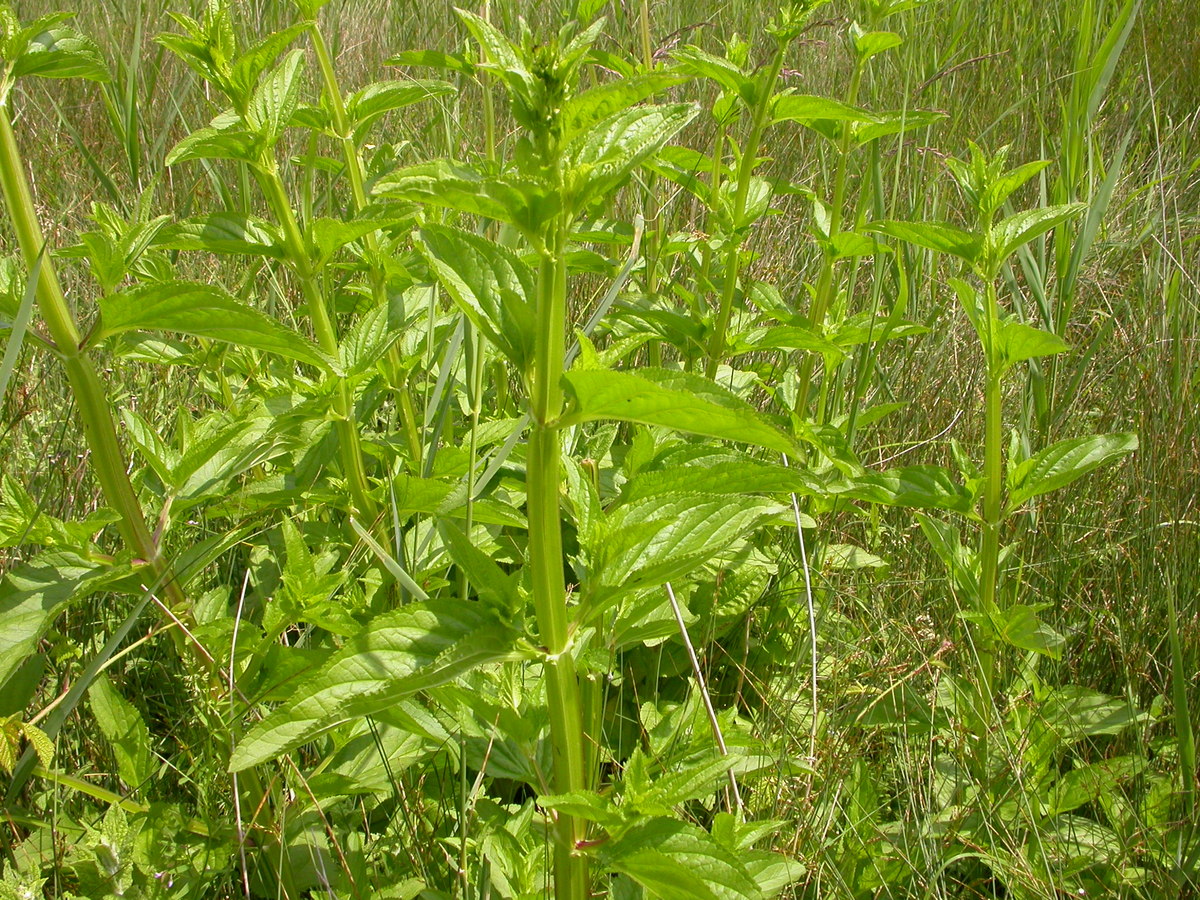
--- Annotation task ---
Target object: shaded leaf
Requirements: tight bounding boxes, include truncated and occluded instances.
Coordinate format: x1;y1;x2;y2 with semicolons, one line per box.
598;817;764;900
229;601;518;771
155;213;285;258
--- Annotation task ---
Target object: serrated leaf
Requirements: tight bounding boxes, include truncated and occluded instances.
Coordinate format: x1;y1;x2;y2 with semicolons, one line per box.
0;552;110;689
833;465;975;515
165;112;258;166
229;601;517;771
565;104;698;210
995;320;1070;372
823;543;887;570
88;674;154;789
853;30;903;62
374;159;556;235
98;282;330;370
247;48;304;140
346;79;457;141
994;203;1086;261
598;817;764;900
11;23;109;82
620;458;825;504
985;603;1065;658
1006;432;1137;510
849;109;945;146
310;217;397;265
338;302;402;377
771;94;877;128
740;325;843;359
866;220;983;263
155;213;285;258
1041;686;1147;742
587;494;781;614
561;368;796;456
563;73;686;142
416;225;536;370
437;520;520;614
385;49;475;76
670;46;756;106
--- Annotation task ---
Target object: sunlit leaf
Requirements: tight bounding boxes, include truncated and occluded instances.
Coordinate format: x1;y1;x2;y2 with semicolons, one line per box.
562;368;796;456
1007;433;1137;510
98;282;330;370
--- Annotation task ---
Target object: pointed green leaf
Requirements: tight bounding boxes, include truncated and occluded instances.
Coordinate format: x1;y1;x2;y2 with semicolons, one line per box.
165;114;258;167
385;49;476;76
852;30;903;63
11;21;109;82
563;74;686;142
982;159;1051;214
586;494;782;614
374;160;556;235
739;325;844;359
416;225;536;370
437;520;520;614
1007;432;1137;510
88;674;154;789
833;465;975;516
248;48;304;140
229;601;518;771
670;46;756;106
994;203;1086;261
98;282;330;370
866;220;983;264
155;213;286;258
346;79;457;141
565;104;699;210
849;108;945;146
599;817;764;900
561;368;796;456
619;457;825;504
0;552;111;689
986;604;1065;658
771;94;877;127
995;320;1070;372
1042;686;1147;742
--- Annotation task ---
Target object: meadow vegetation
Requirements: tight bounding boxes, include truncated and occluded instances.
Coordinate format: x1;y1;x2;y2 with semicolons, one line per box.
0;0;1196;897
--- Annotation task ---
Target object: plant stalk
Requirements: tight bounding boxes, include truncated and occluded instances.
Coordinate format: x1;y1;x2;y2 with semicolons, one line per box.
529;216;588;900
0;107;192;631
704;42;787;379
255;160;376;520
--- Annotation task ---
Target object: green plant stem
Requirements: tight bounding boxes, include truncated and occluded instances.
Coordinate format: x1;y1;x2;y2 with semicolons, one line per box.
704;43;786;379
0;108;191;630
256;161;375;520
529;216;588;900
794;61;864;420
308;20;426;475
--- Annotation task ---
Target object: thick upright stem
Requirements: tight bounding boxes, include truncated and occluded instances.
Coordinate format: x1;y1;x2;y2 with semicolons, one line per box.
704;44;786;379
256;162;375;520
0;108;191;627
529;220;588;900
